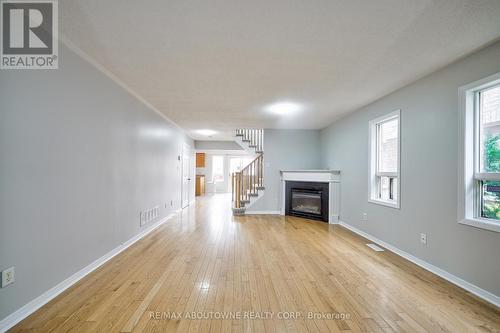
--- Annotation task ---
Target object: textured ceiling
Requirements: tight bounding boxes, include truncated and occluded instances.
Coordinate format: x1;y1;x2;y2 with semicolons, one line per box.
59;0;500;139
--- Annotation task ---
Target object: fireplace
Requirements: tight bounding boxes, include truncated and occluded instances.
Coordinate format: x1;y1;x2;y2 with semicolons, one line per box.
285;181;329;222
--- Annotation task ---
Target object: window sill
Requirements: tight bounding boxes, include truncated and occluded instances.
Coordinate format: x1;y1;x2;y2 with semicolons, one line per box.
368;198;400;209
459;218;500;233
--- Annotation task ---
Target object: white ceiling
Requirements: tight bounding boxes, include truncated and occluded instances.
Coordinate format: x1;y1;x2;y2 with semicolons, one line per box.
60;0;500;140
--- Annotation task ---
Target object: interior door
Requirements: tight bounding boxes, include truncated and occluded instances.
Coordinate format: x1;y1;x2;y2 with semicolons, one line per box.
181;143;191;208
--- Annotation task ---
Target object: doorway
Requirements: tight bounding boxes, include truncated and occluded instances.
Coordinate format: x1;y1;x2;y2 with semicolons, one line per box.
181;143;191;208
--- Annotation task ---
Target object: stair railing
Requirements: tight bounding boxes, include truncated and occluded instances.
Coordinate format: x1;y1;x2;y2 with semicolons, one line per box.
232;153;264;208
235;129;264;152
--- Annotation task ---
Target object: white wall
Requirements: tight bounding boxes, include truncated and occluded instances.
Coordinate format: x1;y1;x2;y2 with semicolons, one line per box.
246;129;322;212
0;43;194;321
320;41;500;297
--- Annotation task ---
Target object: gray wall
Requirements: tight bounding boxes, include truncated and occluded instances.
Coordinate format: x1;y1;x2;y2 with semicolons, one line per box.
247;129;322;212
0;43;194;321
320;41;500;296
195;140;243;151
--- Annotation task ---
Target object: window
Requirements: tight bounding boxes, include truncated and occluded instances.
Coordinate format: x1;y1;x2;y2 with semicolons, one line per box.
459;73;500;233
369;110;400;208
212;155;224;183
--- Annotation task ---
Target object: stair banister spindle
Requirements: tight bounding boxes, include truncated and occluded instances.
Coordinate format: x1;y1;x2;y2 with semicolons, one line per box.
246;167;249;199
252;162;255;194
250;163;253;195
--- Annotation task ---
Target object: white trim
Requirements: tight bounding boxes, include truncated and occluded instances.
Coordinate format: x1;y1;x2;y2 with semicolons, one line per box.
459;218;500;233
368;198;399;209
0;210;181;333
474;172;500;181
458;72;500;233
368;110;401;209
244;210;281;215
339;221;500;308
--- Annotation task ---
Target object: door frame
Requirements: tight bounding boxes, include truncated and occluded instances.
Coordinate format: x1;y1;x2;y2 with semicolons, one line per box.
181;143;191;208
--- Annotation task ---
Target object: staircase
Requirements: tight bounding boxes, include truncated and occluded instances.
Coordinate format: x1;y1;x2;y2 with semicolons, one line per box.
232;129;265;215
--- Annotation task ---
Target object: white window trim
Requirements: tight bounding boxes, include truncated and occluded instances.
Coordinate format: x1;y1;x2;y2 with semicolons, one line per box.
458;72;500;233
368;109;401;209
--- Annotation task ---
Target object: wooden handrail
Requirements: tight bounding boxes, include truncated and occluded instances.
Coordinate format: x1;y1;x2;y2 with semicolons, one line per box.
232;153;264;209
241;153;262;173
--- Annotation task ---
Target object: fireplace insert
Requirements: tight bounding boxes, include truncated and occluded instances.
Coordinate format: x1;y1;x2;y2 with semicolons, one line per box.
285;181;329;222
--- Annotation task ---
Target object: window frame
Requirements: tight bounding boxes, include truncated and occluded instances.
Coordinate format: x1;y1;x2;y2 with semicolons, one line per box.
368;109;401;209
458;72;500;233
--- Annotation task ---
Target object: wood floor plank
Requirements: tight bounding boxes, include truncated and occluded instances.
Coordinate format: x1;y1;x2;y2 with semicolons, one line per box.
7;194;500;333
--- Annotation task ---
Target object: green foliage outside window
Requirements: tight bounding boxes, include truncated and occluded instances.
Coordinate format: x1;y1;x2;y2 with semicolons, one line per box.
482;135;500;219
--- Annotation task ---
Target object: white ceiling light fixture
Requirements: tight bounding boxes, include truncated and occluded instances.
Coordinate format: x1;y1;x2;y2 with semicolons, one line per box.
265;101;303;116
195;129;217;136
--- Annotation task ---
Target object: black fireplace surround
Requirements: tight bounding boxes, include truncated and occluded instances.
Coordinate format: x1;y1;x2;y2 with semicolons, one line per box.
285;181;329;222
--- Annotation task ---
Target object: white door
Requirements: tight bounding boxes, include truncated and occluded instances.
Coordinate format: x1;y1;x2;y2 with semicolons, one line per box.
181;143;191;208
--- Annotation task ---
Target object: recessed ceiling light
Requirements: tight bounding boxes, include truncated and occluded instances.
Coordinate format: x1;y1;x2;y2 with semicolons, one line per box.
195;129;217;136
265;101;303;115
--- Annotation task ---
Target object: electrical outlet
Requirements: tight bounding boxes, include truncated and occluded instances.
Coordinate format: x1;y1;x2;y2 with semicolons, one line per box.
361;213;368;221
1;267;15;288
420;233;427;245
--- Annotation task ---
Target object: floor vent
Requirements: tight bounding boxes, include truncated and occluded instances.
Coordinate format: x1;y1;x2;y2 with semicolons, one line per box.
366;243;384;252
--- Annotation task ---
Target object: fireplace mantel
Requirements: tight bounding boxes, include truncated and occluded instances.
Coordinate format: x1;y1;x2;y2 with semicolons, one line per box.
280;169;340;182
280;170;340;224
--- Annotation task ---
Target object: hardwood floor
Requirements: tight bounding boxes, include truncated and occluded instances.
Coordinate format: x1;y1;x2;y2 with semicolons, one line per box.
9;194;500;332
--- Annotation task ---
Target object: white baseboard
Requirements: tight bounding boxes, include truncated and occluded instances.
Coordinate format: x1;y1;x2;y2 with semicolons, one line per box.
0;210;180;333
245;210;281;215
339;221;500;308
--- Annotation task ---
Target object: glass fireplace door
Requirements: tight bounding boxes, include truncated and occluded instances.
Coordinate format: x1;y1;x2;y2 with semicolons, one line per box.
291;189;322;216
